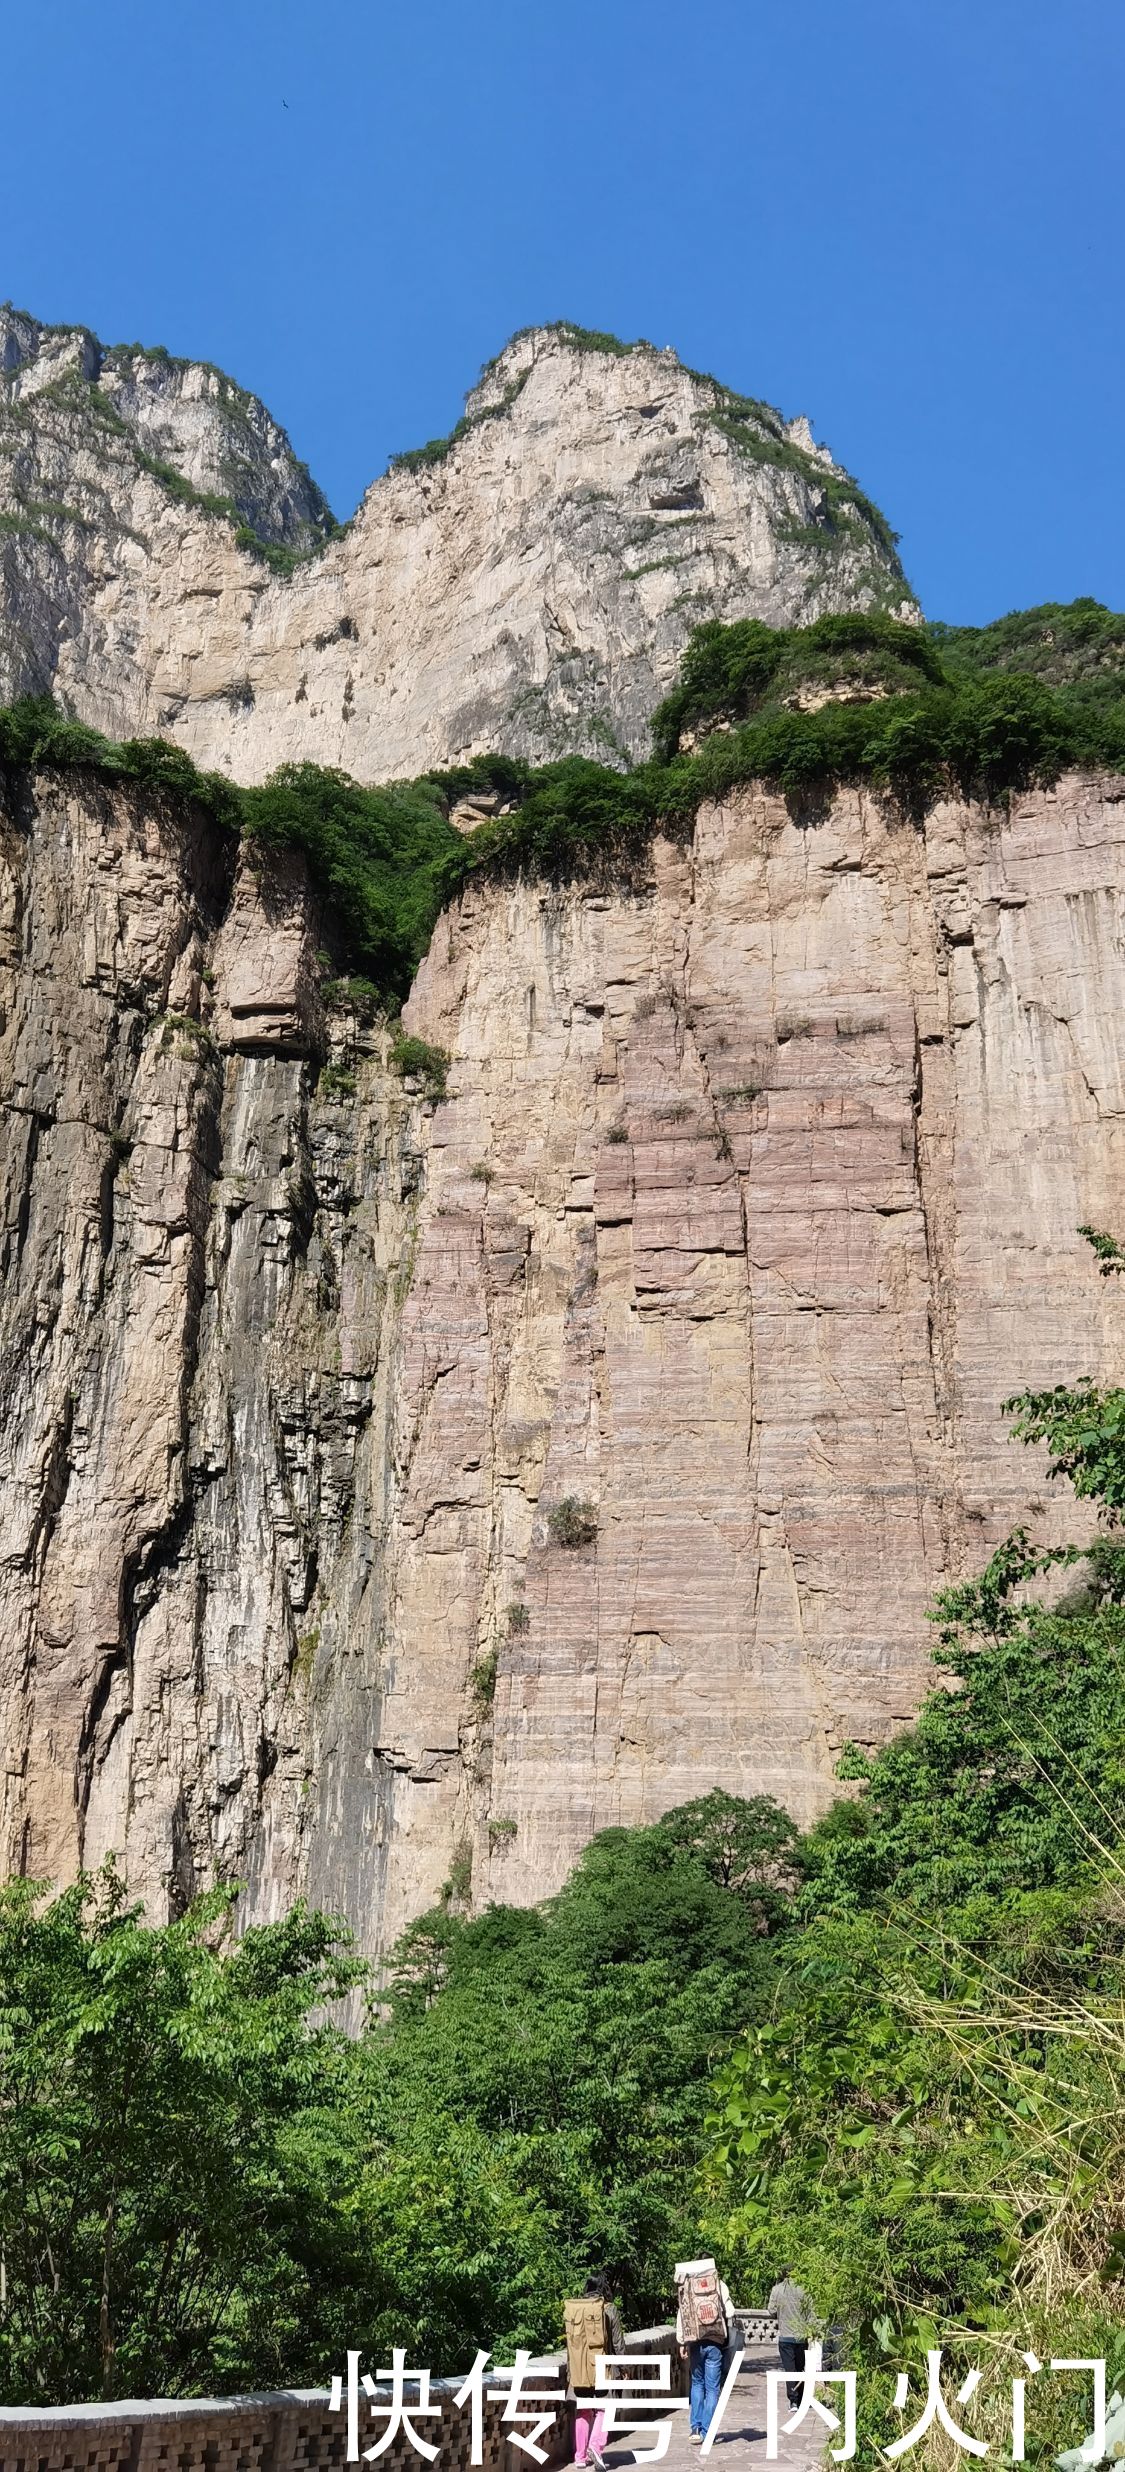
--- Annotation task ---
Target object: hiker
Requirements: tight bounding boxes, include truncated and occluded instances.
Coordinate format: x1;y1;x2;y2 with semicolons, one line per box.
675;2255;735;2445
766;2266;810;2406
565;2271;626;2471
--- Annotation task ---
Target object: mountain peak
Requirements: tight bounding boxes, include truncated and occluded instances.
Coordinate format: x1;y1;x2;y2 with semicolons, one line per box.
0;309;913;779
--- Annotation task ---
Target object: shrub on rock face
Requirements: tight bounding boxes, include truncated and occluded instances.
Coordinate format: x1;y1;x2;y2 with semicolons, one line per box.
469;1646;498;1713
389;1032;449;1100
547;1496;598;1548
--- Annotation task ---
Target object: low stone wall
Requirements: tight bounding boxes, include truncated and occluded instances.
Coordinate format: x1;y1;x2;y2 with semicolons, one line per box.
0;2328;705;2472
733;2314;778;2347
0;2379;559;2472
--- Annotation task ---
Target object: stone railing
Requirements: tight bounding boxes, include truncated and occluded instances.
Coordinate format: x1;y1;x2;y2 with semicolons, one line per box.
0;2327;696;2472
733;2312;779;2346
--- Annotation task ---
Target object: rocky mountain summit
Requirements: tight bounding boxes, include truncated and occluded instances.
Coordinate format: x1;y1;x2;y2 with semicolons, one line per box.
0;312;914;777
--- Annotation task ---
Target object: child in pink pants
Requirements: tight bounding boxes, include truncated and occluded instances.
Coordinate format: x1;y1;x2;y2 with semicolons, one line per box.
574;2405;607;2468
568;2271;624;2470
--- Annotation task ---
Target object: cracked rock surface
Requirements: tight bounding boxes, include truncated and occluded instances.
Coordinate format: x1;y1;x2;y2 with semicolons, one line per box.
1;764;1123;1952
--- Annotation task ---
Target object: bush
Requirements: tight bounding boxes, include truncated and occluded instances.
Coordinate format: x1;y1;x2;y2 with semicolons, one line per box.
442;1846;473;1907
242;766;460;1004
650;612;945;760
468;1647;498;1714
547;1496;598;1548
389;1033;449;1101
318;1063;356;1100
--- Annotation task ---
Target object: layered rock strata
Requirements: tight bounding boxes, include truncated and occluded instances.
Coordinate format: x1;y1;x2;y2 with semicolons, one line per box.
1;762;1123;1950
0;313;913;777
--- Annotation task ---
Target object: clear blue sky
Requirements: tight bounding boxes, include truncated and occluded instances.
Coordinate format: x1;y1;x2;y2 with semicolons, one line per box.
4;0;1121;623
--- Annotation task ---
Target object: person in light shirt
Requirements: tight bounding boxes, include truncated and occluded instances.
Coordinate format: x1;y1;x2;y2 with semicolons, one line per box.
766;2267;810;2406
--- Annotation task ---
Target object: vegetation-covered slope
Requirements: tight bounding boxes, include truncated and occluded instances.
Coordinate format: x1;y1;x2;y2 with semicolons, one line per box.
931;596;1125;707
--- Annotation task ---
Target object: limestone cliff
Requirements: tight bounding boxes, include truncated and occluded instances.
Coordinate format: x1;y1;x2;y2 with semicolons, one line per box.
2;757;1123;1953
0;313;913;778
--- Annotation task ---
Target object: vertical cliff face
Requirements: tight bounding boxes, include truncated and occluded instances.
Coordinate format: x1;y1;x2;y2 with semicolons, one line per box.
1;314;913;775
2;761;1123;1952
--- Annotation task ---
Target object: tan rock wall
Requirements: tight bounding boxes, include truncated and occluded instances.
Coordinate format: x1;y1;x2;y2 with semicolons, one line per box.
1;765;1123;1949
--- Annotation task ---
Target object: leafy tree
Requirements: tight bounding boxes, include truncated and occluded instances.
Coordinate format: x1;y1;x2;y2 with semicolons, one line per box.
540;1811;787;1972
0;1872;368;2402
362;1809;793;2339
657;1789;798;1924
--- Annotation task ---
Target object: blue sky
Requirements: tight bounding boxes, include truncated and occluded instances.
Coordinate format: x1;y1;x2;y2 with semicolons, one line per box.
4;0;1121;623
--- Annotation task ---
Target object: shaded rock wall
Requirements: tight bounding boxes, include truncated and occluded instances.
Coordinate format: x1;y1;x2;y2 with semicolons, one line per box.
1;762;1123;1950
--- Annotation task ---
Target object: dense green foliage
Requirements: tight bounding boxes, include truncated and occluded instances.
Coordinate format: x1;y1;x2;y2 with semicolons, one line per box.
0;1884;370;2403
240;765;461;994
650;603;1125;773
454;654;1125;896
650;612;946;757
0;1801;790;2403
0;695;242;827
932;597;1125;709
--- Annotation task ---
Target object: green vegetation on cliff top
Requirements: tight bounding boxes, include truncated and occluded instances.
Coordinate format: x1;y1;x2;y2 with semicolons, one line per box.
932;594;1125;704
3;600;1125;1003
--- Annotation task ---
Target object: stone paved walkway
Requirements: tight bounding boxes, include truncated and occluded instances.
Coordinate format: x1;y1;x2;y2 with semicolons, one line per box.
597;2346;825;2472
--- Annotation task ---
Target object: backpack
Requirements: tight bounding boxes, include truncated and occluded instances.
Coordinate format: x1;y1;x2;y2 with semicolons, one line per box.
565;2295;609;2390
679;2265;728;2346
